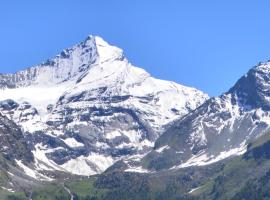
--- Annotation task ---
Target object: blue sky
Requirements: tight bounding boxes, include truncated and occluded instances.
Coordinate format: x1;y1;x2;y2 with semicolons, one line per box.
1;1;270;96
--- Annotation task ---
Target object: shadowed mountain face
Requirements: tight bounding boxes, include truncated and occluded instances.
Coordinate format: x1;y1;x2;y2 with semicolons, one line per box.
229;64;270;110
0;113;33;163
0;35;208;177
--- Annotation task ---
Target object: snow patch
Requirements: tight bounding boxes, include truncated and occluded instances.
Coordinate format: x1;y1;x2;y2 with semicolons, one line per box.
15;159;52;181
0;187;15;193
188;186;202;194
106;130;122;139
32;144;64;171
62;138;84;148
60;153;114;176
155;145;170;153
125;166;149;173
177;141;247;168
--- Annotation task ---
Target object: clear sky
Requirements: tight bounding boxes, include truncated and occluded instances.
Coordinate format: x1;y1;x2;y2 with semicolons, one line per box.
1;1;270;96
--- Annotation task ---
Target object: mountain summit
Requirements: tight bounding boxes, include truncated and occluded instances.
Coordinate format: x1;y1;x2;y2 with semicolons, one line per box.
0;35;208;176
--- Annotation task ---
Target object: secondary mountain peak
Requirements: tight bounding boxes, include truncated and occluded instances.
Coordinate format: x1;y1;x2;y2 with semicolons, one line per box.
140;60;270;172
229;61;270;110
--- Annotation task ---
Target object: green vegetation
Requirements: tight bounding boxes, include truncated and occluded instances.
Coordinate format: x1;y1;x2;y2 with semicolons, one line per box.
66;178;109;200
247;129;270;149
231;170;270;200
192;136;270;199
0;189;27;200
31;183;70;200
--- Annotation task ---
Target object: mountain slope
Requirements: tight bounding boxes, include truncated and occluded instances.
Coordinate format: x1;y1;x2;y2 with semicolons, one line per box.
0;35;208;176
187;132;270;200
142;61;270;171
0;113;48;193
2;128;270;200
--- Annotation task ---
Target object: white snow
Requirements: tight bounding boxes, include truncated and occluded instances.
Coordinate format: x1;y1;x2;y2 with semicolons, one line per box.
32;143;64;171
60;153;114;176
0;84;71;117
0;35;208;138
125;166;150;173
155;145;170;153
95;141;110;149
254;108;270;124
33;143;115;176
52;130;65;137
0;35;209;178
0;187;15;193
115;139;154;151
177;141;247;168
188;186;202;194
7;172;14;177
106;130;122;139
16;160;38;179
15;159;52;181
62;138;84;148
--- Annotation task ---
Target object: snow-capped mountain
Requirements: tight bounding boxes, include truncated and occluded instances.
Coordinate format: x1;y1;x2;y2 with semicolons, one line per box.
0;35;208;176
143;62;270;171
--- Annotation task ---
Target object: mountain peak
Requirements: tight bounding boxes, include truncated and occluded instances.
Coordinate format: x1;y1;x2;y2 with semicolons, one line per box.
228;61;270;110
0;34;209;177
5;35;126;87
254;61;270;73
84;35;109;46
80;35;124;62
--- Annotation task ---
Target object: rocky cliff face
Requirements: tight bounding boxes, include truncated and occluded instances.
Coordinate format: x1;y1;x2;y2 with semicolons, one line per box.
0;112;33;163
